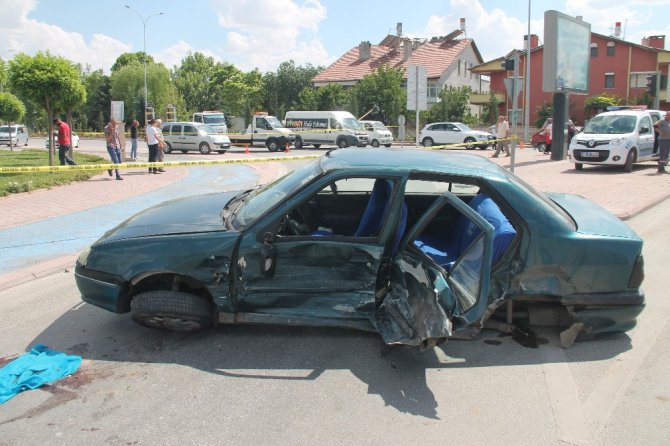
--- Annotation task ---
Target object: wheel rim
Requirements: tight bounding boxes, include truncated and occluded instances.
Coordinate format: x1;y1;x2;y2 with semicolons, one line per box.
464;138;475;149
267;141;278;151
338;139;347;148
371;140;380;147
423;138;433;147
199;143;210;154
164;143;172;154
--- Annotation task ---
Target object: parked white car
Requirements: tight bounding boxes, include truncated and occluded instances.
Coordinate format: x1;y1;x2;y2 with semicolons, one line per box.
0;124;29;146
419;122;494;149
568;109;662;172
46;132;80;148
360;120;393;147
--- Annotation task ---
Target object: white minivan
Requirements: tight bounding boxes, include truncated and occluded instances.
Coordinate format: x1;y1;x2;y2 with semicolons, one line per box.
360;120;393;147
568;109;663;172
285;111;368;149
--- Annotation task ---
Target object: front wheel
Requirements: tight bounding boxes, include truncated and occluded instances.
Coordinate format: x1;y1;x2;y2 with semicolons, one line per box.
537;142;547;153
371;139;380;147
313;144;321;149
384;143;392;147
294;137;303;150
131;290;213;332
624;149;636;172
217;150;227;154
163;142;172;154
181;150;188;154
574;163;583;170
266;139;280;152
422;137;434;147
199;142;211;154
464;137;476;150
337;138;349;149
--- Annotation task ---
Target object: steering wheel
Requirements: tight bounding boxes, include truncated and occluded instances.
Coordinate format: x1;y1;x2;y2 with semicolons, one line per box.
287;208;311;236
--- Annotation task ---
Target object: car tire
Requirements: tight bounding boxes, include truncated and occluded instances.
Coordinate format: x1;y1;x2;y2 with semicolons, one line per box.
163;142;172;154
464;137;476;150
199;142;211;154
294;137;303;150
131;290;213;332
537;142;547;152
371;139;380;147
624;149;636;172
313;144;321;149
217;150;227;154
422;137;434;147
337;138;349;149
575;162;583;170
181;150;188;154
384;143;392;147
25;139;29;147
266;139;280;152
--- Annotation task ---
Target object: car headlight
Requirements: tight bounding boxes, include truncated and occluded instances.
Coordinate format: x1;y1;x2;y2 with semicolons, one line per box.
78;247;91;266
610;137;624;145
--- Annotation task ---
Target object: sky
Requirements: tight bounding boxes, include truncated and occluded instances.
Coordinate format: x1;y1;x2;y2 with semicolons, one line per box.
1;0;670;74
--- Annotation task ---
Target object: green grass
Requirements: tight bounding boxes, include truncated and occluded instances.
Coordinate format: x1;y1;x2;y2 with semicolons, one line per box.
0;149;110;197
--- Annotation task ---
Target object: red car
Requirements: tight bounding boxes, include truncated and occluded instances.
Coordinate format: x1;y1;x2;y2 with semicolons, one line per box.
530;131;551;152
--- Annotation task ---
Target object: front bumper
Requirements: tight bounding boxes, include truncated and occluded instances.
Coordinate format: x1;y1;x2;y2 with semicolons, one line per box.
75;262;126;313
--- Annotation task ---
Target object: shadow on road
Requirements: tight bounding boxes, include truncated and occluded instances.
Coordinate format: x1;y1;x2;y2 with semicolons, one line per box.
24;302;633;420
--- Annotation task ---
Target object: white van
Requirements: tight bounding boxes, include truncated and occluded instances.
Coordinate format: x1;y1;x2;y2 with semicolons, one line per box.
285;111;368;149
360;120;393;147
568;109;663;172
192;111;227;134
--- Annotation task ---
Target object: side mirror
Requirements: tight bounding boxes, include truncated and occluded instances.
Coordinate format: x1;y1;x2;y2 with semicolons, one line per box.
260;232;276;277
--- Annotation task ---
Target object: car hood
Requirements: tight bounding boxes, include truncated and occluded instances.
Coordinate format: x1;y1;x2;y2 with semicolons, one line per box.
95;191;239;244
547;192;640;239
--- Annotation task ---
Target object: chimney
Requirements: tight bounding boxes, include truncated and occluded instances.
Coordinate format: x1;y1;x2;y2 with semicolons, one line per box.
460;18;466;32
403;39;412;61
524;34;539;49
397;22;402;37
614;22;622;37
359;41;371;61
642;35;665;49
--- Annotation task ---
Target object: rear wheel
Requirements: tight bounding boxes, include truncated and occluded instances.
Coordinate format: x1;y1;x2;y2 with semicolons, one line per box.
294;137;303;150
163;142;172;154
199;142;211;154
217;150;227;154
464;137;476;149
131;290;213;332
574;163;583;170
537;142;547;152
384;143;392;147
624;149;636;172
422;137;434;147
313;144;321;149
181;150;188;154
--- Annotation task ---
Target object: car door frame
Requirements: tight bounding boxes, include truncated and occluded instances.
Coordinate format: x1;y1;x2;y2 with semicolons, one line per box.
636;115;655;159
233;172;405;321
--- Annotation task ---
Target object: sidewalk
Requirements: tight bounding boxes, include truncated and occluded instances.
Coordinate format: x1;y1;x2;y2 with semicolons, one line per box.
0;146;668;291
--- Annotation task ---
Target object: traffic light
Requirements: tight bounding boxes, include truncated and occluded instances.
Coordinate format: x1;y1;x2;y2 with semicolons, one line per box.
647;74;657;96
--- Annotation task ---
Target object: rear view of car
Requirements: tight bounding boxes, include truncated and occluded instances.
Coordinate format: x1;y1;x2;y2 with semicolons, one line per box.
0;124;29;146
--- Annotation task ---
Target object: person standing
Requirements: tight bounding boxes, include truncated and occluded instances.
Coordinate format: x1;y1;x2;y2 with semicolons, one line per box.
146;119;160;174
154;119;166;173
653;111;670;174
129;119;139;160
491;116;510;158
53;118;77;166
104;118;123;180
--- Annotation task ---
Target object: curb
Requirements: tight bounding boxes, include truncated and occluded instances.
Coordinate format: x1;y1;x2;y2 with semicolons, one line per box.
0;255;77;292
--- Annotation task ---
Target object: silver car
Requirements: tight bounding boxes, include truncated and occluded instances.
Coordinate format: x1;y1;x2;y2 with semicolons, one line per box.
0;124;29;146
162;121;231;155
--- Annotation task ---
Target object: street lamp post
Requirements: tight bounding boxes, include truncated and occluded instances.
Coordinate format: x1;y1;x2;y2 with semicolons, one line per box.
124;5;163;123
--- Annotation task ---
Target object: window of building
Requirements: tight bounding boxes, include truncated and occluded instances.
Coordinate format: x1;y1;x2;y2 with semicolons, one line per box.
605;73;615;88
630;72;654;89
607;41;615;56
590;43;598;57
458;60;461;76
427;83;440;99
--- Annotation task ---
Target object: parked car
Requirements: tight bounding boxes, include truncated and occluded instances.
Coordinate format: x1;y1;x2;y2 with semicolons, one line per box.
45;132;80;149
75;148;644;348
0;124;29;146
161;121;231;154
419;122;493;149
530;130;551;152
568;109;663;172
360;120;393;147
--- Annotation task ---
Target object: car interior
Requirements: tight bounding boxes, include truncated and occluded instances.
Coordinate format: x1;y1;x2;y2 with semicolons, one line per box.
278;175;517;270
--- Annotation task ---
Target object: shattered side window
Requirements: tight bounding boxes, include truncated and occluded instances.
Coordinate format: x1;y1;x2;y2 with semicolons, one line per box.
448;235;484;310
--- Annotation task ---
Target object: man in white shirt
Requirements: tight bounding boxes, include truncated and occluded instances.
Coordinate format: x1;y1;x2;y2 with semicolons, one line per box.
146;119;160;174
491;116;510;158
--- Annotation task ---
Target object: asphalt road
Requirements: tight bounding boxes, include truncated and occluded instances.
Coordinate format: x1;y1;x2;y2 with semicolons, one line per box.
0;194;668;445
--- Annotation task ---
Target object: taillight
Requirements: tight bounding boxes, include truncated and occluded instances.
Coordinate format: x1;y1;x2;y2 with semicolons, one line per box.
628;254;644;288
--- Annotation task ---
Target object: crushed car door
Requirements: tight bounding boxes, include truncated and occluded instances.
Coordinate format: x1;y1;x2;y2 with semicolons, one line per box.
372;191;494;348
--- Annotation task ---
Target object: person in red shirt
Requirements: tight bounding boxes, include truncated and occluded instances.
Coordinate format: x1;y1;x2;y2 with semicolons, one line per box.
53;118;77;166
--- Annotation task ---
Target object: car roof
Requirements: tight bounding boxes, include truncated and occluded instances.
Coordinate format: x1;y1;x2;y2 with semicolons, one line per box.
163;121;203;126
319;148;508;179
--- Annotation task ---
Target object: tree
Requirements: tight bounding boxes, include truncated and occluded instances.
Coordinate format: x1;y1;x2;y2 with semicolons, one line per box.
0;58;8;92
0;92;26;150
82;69;111;131
427;86;472;123
298;84;349;111
219;69;263;123
111;52;155;73
8;52;84;165
351;65;405;124
262;61;323;117
173;52;225;113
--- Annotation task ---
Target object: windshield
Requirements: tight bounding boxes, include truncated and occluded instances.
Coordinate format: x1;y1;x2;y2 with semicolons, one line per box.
0;126;16;132
454;123;473;132
341;117;364;131
370;121;387;130
583;114;637;134
204;115;225;125
265;116;285;128
231;160;323;227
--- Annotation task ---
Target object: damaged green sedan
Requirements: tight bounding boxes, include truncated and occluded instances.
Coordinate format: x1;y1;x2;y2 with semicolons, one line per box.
75;148;645;349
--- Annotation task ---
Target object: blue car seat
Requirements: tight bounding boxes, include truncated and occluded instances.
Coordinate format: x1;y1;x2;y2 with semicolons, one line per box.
354;179;407;254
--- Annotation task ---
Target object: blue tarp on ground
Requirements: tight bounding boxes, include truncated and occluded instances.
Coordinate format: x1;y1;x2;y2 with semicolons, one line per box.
0;344;82;404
